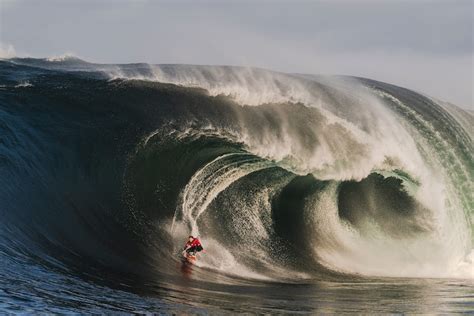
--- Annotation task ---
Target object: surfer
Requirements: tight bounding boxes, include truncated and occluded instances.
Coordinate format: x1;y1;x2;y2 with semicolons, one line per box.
183;235;203;258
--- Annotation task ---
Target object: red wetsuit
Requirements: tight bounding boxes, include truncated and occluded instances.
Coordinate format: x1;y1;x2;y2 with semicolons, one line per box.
184;238;203;254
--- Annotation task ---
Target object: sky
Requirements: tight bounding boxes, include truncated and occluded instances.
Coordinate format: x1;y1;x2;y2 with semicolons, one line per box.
0;0;472;108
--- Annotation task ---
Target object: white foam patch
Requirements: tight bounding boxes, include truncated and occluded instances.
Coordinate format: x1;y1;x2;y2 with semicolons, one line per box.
308;183;473;279
192;238;271;281
14;81;33;88
45;53;79;62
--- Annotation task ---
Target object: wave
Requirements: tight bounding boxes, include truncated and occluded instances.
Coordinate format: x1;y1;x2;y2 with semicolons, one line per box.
0;58;472;290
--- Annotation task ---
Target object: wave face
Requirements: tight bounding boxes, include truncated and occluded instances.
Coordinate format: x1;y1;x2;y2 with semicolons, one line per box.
0;57;472;312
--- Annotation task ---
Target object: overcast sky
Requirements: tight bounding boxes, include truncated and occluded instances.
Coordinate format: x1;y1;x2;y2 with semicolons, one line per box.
0;0;472;108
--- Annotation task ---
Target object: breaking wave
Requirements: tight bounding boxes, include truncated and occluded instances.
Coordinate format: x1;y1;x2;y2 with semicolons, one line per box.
0;57;472;298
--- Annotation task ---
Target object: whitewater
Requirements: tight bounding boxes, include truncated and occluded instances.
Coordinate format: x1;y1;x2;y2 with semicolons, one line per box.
0;57;472;313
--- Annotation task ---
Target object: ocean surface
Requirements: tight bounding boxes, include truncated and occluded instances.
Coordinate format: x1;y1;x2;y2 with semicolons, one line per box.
0;57;472;313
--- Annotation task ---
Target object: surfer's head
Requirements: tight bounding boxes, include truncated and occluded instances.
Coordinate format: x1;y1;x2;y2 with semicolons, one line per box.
188;236;194;242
